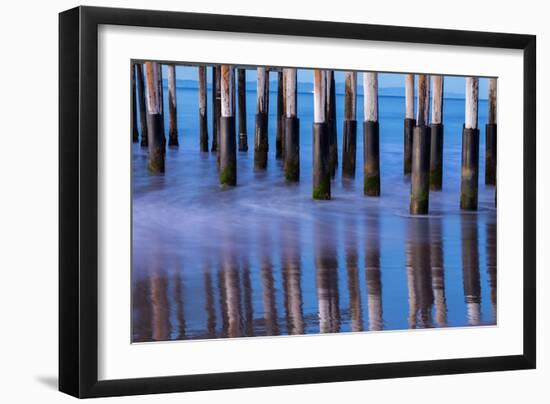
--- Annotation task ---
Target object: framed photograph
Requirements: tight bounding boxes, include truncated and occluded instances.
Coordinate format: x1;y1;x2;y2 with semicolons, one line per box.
59;6;536;398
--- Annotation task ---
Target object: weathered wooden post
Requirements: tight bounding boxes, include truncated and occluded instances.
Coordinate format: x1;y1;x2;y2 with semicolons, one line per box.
131;63;139;143
219;66;237;186
312;70;331;200
363;72;380;196
460;77;480;210
144;61;165;174
430;75;444;190
136;63;148;147
276;70;284;159
410;75;431;214
167;64;179;146
254;67;269;169
211;66;221;152
198;66;208;152
327;71;338;177
486;78;497;185
404;74;415;175
237;68;248;151
284;68;300;182
156;63;166;147
342;72;357;178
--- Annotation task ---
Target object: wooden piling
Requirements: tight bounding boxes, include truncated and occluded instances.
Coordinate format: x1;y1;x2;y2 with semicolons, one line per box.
342;72;357;178
198;66;208;152
404;74;415;174
135;63;148;147
312;70;330;200
283;68;300;182
211;66;221;152
485;78;497;185
167;64;178;146
237;68;248;151
254;67;269;169
410;74;431;214
460;77;480;210
276;71;284;159
156;63;166;147
429;75;444;190
144;61;165;174
327;71;338;177
219;65;237;186
131;63;139;143
363;72;380;196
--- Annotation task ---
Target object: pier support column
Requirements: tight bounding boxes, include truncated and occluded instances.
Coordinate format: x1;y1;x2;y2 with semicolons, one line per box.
254;67;269;169
363;72;380;196
284;69;299;182
430;75;444;190
485;78;497;185
327;71;338;177
342;72;357;178
460;77;480;210
144;61;165;174
404;74;415;175
156;63;166;148
410;74;431;214
219;66;237;186
136;63;148;147
167;64;179;147
312;70;330;200
131;63;139;143
198;66;208;152
237;68;248;151
211;66;221;152
276;70;284;159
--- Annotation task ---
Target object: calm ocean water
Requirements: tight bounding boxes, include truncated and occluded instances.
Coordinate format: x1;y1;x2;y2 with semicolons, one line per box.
132;75;496;342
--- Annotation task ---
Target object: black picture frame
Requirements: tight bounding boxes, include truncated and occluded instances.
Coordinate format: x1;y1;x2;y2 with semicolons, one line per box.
59;5;536;398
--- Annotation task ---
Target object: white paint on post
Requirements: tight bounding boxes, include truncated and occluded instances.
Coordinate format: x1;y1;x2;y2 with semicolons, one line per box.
488;78;497;125
257;67;268;114
198;66;207;116
144;61;160;115
220;65;234;118
465;77;479;129
363;72;378;122
285;68;297;118
416;74;428;127
405;74;415;120
431;75;444;124
313;70;326;124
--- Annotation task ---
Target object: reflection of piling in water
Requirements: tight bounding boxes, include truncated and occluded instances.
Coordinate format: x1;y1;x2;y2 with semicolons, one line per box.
430;219;447;326
363;72;380;196
281;221;304;335
327;71;338;177
345;219;363;332
220;257;242;338
167;64;179;146
403;74;415;175
486;220;497;321
410;75;431;214
460;77;480;210
144;61;165;174
219;65;237;186
284;68;300;182
342;72;357;178
486;78;497;186
135;63;148;147
237;68;248;152
131;62;139;143
150;272;170;341
202;262;217;338
241;263;254;337
211;66;220;152
312;70;331;200
461;216;481;325
430;75;444;190
132;278;153;342
365;216;382;331
276;70;284;159
407;218;434;328
260;235;279;336
254;67;269;169
405;238;417;328
172;271;186;340
198;66;208;152
315;221;340;333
